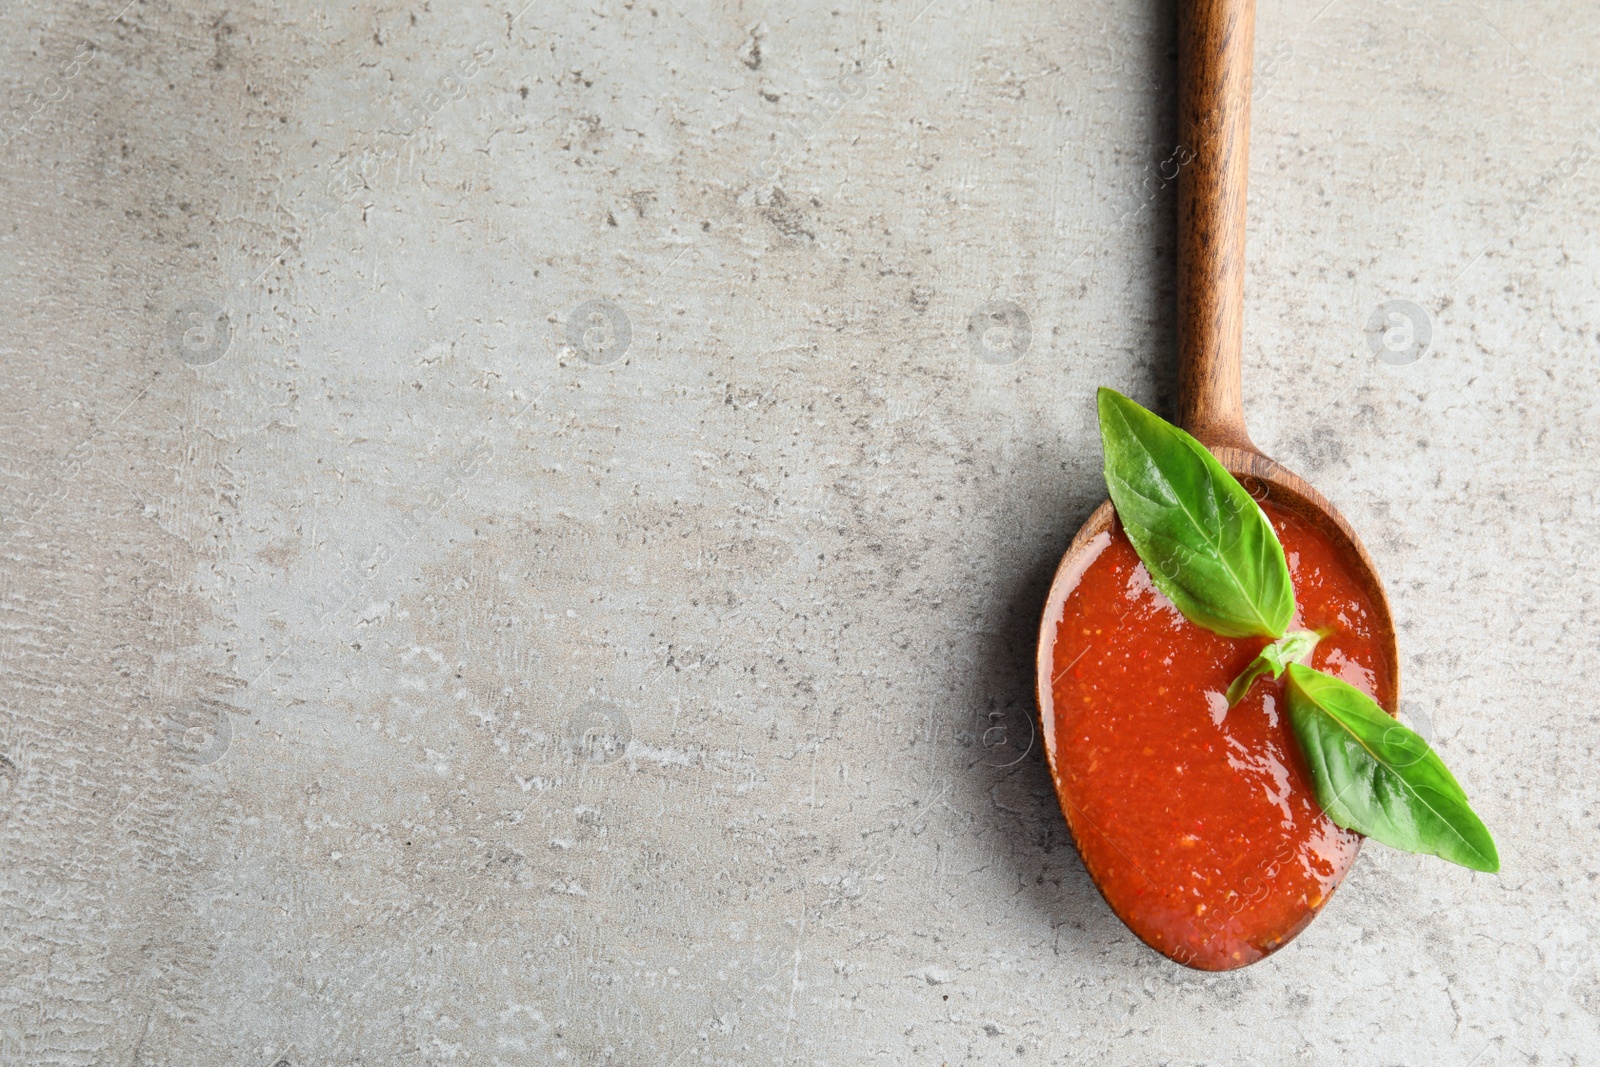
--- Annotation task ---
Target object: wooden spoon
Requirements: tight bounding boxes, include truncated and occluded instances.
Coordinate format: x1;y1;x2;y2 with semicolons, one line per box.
1034;0;1399;966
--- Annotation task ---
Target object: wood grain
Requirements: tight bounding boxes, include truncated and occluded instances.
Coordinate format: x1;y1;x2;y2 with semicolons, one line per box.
1176;0;1258;452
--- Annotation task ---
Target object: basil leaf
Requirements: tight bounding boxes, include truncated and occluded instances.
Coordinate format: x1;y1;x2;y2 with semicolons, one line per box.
1096;388;1294;638
1225;629;1321;707
1284;664;1499;873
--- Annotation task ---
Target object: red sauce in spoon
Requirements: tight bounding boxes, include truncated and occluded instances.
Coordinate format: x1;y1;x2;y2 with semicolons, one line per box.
1039;500;1395;970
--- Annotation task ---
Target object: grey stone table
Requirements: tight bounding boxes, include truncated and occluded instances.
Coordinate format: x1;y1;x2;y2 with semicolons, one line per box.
3;1;1596;1064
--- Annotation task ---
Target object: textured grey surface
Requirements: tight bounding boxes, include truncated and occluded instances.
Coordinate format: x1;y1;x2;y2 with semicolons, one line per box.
2;0;1597;1063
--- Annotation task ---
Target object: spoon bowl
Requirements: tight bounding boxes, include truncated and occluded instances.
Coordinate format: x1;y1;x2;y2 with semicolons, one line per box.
1035;447;1399;970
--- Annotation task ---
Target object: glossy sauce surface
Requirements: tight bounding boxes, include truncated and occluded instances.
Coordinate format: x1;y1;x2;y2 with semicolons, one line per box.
1041;501;1395;970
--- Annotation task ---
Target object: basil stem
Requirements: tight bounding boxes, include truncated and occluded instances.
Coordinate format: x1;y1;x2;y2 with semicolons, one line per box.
1225;629;1321;707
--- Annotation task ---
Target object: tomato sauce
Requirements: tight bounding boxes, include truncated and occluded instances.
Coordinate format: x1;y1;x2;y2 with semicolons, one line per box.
1039;500;1394;970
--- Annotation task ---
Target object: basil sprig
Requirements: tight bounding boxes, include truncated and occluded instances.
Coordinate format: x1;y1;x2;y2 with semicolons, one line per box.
1225;629;1321;707
1097;388;1294;639
1285;664;1499;872
1093;389;1498;871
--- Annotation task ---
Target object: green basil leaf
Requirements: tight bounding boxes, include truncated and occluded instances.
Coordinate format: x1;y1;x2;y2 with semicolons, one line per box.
1284;664;1499;873
1225;629;1321;707
1096;388;1294;638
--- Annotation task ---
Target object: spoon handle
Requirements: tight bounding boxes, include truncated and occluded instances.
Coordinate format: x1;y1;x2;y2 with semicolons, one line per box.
1176;0;1258;453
